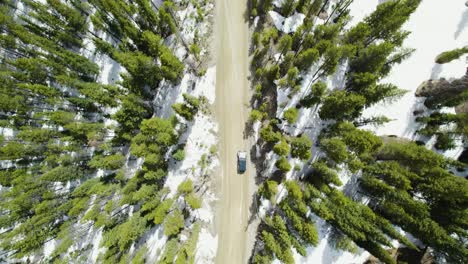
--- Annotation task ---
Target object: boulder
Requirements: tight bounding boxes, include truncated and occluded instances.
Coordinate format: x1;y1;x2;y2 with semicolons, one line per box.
415;76;468;97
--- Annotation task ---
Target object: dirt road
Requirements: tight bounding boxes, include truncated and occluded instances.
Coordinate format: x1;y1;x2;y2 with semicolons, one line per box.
214;0;254;263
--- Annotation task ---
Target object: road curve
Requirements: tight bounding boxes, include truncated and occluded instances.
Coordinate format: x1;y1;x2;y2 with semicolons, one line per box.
214;0;252;263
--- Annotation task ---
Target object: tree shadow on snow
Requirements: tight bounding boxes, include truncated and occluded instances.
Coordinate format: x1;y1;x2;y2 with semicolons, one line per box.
454;9;468;40
430;63;443;80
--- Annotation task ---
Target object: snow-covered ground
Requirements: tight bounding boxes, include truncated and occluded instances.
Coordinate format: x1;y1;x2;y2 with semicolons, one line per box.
159;66;218;199
269;11;306;33
360;1;468;140
150;1;219;262
154;65;219;263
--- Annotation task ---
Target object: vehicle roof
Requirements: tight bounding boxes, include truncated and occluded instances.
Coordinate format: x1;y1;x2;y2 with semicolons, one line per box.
238;151;247;158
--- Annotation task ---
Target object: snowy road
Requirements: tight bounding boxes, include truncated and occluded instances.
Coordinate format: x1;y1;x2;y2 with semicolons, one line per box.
214;0;254;263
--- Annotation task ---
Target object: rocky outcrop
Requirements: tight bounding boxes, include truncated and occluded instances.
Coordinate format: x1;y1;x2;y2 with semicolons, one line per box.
415;75;468;98
415;75;468;108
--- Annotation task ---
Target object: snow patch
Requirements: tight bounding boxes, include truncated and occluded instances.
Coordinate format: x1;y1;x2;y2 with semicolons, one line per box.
258;198;272;219
273;0;286;8
193;191;217;224
195;228;218;264
268;11;305;33
361;0;468;139
192;66;217;104
89;229;104;262
146;227;167;263
43;239;56;258
164;114;218;197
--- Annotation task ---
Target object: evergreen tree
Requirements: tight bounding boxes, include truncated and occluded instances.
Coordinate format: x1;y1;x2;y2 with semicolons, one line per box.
319;91;366;120
290;135;312;160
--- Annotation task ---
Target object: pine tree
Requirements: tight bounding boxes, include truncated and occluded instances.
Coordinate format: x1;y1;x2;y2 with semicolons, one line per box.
290;135;312;160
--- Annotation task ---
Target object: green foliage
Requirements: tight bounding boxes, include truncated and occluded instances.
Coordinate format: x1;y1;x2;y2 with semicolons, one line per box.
331;232;359;254
295;48;319;70
164;209;185;237
259;125;282;143
319;91;366;120
131;245;148;264
283;108;298;124
113;51;162;92
320;137;348;164
350;42;395;75
311;190;397;264
310;161;342;186
158;238;178;264
284;180;302;200
103;213;147;251
250;109;265;121
278;34;293;54
0;141;28;160
258;180;278;202
435;46;468;64
177;179;194;195
301;81;327;107
131;117;178;168
275;157;291;172
347;72;407;107
434;133;456;150
290;135;312;160
172;148;186;161
361;141;468;262
89;154;125;170
301;221;319;245
281;0;298;17
364;0;421;43
326;122;383;159
344;22;371;47
172;94;202;121
175;222;201;264
264;64;280;82
284;67;299;87
140;31;184;80
113;94;151;140
189;43;201;60
273;140;290;156
0;0;197;260
261;27;278;46
153;199;174;225
416;83;468;142
42;165;83;182
185;193;202;210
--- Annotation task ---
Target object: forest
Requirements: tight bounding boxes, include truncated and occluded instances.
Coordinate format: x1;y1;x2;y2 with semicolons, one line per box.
248;0;467;264
0;0;215;263
0;0;467;263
